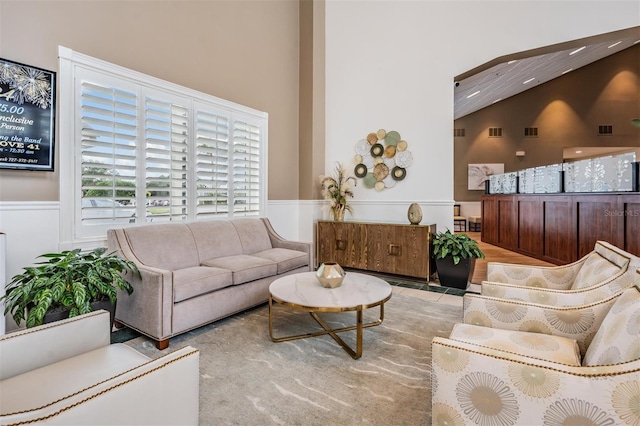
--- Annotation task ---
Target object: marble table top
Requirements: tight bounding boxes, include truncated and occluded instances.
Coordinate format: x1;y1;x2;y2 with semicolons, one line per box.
269;272;392;310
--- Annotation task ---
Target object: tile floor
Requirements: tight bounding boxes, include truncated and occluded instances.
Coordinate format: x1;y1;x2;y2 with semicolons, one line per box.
389;279;480;308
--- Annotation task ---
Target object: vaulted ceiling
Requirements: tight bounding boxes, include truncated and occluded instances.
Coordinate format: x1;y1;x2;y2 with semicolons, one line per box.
454;26;640;120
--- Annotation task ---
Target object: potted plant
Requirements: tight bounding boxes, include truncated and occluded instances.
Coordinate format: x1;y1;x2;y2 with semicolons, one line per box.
432;230;485;289
1;247;140;328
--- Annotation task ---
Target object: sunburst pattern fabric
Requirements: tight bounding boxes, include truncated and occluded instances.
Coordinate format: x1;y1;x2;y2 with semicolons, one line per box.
571;254;622;289
463;293;616;355
456;372;520;425
482;242;636;308
449;323;581;366
432;281;640;426
583;285;640;366
542;399;615;425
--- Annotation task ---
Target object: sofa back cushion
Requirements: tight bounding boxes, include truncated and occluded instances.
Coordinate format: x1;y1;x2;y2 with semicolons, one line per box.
123;223;199;270
230;218;272;254
188;220;244;262
582;284;640;366
571;249;625;290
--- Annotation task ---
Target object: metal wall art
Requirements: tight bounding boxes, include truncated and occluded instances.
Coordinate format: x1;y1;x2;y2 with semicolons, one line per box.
353;129;412;191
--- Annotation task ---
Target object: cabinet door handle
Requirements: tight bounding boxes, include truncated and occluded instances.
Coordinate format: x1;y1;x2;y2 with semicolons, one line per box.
388;244;402;256
336;239;346;250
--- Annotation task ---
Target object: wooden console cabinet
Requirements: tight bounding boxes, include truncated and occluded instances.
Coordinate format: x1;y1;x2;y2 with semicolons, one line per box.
316;221;437;280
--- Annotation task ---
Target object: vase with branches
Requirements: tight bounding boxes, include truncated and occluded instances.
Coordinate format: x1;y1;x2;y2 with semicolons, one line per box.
319;162;356;221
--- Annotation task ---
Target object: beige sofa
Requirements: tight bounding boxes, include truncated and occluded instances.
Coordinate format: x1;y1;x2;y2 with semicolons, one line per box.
0;310;200;425
107;217;312;349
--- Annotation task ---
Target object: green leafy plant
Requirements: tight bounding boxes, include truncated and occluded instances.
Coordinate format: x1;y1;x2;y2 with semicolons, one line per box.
2;247;140;328
432;230;485;265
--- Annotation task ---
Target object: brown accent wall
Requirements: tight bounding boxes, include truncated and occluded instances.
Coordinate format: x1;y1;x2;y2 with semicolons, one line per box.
0;0;301;201
455;45;640;202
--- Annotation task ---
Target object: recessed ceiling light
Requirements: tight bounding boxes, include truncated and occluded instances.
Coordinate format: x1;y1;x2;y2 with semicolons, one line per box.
569;46;586;55
608;41;622;48
562;68;573;75
507;60;517;64
466;91;481;99
575;150;582;154
523;78;535;84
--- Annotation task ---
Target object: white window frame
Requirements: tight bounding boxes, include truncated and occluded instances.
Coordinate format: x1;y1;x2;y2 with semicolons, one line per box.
58;46;268;248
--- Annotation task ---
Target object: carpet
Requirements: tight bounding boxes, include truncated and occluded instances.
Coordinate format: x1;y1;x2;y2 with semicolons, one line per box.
124;293;463;425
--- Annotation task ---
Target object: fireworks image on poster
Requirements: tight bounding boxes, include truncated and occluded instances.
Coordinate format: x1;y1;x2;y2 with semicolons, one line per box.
0;58;56;171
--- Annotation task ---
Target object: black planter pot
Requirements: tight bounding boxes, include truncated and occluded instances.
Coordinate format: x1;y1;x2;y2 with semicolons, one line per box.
43;299;116;329
435;257;476;290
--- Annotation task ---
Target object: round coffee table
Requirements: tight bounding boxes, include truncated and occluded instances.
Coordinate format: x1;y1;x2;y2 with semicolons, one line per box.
268;271;392;359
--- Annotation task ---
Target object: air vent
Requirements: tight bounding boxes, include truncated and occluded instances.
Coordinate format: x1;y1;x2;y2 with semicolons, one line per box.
489;127;502;137
598;125;613;135
524;127;538;137
454;128;465;137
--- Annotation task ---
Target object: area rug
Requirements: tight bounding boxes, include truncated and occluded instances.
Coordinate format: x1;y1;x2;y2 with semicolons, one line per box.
124;293;463;425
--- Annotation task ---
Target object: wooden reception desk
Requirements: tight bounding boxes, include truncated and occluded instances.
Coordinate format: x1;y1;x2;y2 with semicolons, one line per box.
481;193;640;265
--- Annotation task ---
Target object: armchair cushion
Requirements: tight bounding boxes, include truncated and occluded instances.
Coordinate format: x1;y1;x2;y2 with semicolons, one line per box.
583;284;640;366
448;323;582;366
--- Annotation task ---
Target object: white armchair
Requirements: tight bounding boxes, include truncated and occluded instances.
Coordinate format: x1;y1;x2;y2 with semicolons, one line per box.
431;271;640;426
482;241;638;306
0;310;200;425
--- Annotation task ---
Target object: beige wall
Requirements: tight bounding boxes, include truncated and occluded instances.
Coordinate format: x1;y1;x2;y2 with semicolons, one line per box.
454;45;640;201
0;0;301;201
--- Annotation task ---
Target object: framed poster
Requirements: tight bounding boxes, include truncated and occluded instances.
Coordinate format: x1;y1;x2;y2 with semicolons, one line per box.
468;163;504;190
0;58;56;171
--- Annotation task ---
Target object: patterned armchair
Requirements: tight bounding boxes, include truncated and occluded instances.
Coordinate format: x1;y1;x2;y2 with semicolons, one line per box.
482;241;639;306
431;271;640;426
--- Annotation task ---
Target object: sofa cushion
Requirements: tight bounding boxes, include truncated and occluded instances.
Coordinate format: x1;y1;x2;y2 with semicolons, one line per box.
230;218;273;254
172;266;233;303
0;344;149;415
253;248;309;274
449;323;582;366
571;253;622;290
583;286;640;366
202;255;277;285
187;220;244;262
123;223;200;270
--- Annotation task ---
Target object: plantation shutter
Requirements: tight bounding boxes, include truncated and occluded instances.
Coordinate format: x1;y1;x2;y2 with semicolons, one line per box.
79;76;138;226
62;48;267;243
232;116;261;216
144;94;190;222
195;107;230;219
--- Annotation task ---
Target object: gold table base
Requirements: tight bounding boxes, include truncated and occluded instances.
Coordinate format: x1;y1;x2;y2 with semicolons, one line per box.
268;296;387;359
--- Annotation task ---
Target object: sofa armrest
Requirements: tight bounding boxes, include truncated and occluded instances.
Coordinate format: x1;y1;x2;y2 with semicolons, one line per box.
108;228;175;341
114;263;174;341
0;310;110;381
431;337;640;425
0;346;200;425
462;293;616;355
261;217;313;270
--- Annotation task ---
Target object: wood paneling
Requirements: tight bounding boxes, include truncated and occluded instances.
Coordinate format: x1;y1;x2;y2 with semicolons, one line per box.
517;197;543;257
623;200;640;256
498;199;518;248
576;197;622;258
543;198;576;264
482;193;640;265
481;197;498;244
316;221;436;279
